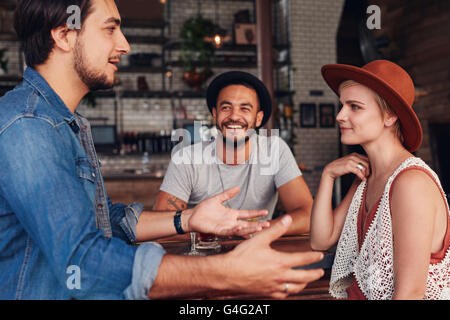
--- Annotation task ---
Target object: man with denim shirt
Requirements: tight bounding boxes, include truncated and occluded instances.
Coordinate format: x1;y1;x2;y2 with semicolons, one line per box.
0;0;325;300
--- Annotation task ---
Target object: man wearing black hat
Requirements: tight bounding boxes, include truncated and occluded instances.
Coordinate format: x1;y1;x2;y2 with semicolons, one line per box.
155;71;313;235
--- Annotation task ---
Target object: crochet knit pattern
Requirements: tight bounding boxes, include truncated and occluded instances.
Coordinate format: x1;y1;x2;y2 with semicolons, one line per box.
329;157;450;300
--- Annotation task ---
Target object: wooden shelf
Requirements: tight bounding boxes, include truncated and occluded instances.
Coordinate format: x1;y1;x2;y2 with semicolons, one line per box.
166;59;256;69
164;41;256;52
94;89;295;100
125;35;168;45
121;18;166;29
93;90;205;99
0;0;15;10
165;60;290;69
0;75;22;82
0;33;17;41
275;90;296;98
163;42;290;52
118;66;166;73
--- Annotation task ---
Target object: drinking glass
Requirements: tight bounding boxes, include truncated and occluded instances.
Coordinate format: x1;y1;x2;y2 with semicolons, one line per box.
185;232;205;256
196;232;221;252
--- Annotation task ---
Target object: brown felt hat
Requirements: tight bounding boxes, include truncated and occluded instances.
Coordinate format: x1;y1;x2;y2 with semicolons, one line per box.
321;60;423;152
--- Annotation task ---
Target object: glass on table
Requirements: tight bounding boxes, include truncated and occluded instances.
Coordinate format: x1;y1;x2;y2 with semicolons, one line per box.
184;232;205;256
196;232;221;253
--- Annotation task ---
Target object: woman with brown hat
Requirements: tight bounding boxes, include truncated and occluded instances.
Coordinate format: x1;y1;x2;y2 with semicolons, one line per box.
310;60;450;300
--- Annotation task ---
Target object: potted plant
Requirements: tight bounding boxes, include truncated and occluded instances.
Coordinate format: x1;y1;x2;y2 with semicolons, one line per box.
0;48;8;75
179;13;218;91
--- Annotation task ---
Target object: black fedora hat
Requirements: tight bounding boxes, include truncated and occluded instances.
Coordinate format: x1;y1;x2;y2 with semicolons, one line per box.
206;71;272;128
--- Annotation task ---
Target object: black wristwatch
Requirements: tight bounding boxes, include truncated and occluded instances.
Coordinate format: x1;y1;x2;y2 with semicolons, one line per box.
174;210;185;234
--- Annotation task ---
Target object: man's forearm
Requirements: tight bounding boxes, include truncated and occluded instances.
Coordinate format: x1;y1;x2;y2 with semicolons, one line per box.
147;254;228;299
277;207;311;235
136;209;193;242
147;215;326;300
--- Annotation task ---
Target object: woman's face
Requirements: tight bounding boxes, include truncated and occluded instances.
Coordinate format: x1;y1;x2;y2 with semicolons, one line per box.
336;83;394;147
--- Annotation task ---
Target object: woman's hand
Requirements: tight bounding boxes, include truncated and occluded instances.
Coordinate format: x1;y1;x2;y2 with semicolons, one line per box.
323;152;370;181
310;153;370;251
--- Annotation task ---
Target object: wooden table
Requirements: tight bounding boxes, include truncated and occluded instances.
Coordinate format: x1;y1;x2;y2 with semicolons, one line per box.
156;234;335;300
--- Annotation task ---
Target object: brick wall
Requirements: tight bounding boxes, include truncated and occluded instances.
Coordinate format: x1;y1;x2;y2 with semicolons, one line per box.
289;0;345;194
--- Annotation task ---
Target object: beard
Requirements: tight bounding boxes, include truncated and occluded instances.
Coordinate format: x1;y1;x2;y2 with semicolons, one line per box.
73;38;114;91
216;119;256;148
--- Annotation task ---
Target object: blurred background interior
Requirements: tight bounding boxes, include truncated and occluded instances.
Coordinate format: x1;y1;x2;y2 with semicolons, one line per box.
0;0;448;212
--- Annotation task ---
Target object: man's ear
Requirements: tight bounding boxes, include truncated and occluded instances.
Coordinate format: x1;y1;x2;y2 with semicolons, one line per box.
212;107;217;122
256;110;264;127
50;26;77;53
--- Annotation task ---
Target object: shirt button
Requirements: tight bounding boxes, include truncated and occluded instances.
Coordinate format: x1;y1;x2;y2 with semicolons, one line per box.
91;172;96;178
97;203;103;209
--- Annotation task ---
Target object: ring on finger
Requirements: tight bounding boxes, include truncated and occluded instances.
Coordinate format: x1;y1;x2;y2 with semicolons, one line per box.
356;163;364;171
284;283;290;293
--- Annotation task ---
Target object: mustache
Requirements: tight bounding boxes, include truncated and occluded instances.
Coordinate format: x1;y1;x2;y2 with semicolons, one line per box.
108;55;121;62
221;120;248;128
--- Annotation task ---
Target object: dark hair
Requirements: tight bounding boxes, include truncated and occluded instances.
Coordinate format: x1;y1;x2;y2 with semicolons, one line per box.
14;0;93;68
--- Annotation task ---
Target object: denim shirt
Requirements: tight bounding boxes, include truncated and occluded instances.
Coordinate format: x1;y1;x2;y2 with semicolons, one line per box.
0;68;165;299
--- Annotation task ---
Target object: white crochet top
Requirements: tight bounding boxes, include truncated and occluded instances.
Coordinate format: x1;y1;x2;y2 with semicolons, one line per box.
329;157;450;300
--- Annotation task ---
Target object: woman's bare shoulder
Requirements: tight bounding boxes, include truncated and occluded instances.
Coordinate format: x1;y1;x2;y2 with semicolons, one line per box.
390;168;441;212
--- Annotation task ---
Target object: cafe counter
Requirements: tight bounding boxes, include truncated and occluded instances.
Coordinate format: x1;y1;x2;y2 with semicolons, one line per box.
103;173;163;210
100;153;169;209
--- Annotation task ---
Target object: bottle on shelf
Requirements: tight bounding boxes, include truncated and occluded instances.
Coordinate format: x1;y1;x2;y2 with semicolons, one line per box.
141;152;150;173
119;130;175;155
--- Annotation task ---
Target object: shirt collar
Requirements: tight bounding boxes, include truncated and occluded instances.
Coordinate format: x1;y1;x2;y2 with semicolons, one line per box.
22;67;79;132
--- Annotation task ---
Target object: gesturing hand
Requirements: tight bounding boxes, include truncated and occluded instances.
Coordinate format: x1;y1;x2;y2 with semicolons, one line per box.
187;186;270;236
223;214;325;299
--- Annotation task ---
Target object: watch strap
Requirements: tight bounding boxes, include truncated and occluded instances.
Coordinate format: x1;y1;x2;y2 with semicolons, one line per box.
174;210;185;234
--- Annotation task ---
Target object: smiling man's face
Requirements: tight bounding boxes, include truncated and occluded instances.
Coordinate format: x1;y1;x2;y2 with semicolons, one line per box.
212;84;264;146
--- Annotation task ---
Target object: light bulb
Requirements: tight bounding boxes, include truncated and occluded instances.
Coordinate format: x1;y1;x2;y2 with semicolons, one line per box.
214;35;222;47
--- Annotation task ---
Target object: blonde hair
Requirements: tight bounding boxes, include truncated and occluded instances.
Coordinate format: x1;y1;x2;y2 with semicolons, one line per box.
338;80;404;144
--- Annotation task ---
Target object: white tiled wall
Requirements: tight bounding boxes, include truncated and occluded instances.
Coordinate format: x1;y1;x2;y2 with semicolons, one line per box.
289;0;345;194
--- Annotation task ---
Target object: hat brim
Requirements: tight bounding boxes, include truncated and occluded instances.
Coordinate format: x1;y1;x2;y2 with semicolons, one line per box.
321;64;422;152
206;71;272;128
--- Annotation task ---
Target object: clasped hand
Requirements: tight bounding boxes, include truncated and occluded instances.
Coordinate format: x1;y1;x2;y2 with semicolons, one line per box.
323;152;370;181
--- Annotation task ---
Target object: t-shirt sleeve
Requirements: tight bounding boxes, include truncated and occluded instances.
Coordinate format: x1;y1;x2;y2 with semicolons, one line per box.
159;149;194;203
273;137;302;188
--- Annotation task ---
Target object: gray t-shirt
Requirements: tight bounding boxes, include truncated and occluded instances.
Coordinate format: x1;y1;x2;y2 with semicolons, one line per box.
159;134;302;219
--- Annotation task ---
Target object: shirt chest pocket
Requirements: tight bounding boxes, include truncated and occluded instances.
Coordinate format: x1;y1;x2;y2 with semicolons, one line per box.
76;158;97;204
